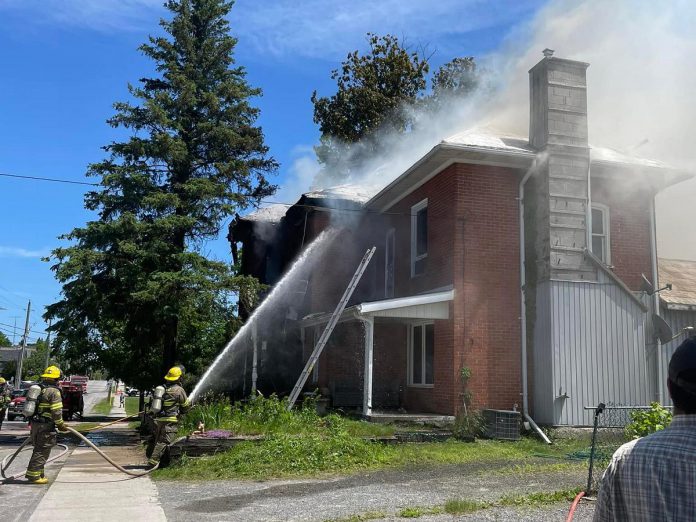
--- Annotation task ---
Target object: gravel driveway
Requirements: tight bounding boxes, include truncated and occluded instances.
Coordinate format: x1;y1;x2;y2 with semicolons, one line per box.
155;459;592;521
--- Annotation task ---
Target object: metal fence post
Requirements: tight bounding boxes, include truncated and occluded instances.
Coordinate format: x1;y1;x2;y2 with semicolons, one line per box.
586;402;606;494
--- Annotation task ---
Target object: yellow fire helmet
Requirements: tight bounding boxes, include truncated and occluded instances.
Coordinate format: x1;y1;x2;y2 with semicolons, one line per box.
164;366;182;382
41;365;62;380
0;377;5;385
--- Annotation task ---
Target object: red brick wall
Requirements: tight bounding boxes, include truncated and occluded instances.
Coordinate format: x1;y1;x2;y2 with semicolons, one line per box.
450;163;522;412
592;177;654;289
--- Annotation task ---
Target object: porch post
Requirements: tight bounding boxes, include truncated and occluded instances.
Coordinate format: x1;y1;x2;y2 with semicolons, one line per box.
361;316;374;417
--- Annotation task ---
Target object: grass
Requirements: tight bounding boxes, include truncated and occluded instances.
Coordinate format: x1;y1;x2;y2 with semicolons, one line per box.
70;422;101;433
324;512;387;522
91;396;113;416
444;499;488;514
154;395;591;481
177;395;394;438
333;488;584;520
124;396;140;416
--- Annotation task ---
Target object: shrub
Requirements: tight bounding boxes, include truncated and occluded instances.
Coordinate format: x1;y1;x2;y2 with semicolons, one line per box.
625;402;672;439
453;409;485;440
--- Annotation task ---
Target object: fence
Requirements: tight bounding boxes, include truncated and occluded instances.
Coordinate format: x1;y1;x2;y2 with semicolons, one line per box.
583;404;670;495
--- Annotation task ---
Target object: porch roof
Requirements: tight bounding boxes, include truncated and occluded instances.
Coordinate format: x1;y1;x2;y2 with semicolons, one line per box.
300;289;454;327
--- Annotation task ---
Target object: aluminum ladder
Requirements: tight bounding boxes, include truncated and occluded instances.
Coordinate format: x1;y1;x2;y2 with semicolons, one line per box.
287;246;376;410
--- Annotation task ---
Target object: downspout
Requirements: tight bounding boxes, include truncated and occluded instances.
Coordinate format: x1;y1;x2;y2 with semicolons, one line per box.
649;196;663;405
519;157;552;444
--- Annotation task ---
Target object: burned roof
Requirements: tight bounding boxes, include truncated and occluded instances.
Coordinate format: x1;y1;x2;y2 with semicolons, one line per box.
237;204;288;224
301;184;380;206
659;258;696;309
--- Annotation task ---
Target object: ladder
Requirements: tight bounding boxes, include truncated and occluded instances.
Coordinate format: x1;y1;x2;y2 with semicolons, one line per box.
287;246;376;410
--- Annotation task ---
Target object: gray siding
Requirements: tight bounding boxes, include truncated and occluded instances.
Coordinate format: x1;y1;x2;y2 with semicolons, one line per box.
533;271;651;426
658;308;696;406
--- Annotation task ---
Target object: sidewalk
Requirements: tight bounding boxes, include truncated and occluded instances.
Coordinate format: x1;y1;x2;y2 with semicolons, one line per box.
29;389;165;522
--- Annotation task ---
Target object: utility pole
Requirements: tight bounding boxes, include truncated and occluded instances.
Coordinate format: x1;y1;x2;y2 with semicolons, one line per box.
15;300;30;386
44;319;52;370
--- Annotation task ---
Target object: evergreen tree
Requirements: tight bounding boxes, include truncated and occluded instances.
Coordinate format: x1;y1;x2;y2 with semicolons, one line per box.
46;0;276;390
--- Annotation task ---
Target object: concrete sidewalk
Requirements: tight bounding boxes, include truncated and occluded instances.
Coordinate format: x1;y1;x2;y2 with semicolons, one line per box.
29;425;165;521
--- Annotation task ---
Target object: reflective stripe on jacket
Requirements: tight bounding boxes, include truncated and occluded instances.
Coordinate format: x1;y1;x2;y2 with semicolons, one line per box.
35;385;65;427
157;383;190;423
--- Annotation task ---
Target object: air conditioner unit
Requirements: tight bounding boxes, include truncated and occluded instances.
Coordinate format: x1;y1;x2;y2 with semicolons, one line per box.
482;409;521;441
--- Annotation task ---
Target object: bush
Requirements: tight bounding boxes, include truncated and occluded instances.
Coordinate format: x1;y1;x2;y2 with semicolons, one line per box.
625;402;672;439
453;409;485;440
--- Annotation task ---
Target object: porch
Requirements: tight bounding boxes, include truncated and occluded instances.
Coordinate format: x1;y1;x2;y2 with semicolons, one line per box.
300;288;455;417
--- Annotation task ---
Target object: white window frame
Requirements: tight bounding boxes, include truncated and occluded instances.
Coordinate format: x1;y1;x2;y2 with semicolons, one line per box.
385;228;395;298
410;199;428;277
591;203;611;265
407;322;434;387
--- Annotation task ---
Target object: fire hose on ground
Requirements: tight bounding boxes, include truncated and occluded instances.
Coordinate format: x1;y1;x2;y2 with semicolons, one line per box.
0;411;159;483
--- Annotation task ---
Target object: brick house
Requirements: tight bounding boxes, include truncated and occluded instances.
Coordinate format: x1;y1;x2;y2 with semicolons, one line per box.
229;51;692;426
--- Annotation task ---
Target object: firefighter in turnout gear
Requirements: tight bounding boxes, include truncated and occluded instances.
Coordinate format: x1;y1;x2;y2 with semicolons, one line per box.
25;366;68;484
147;366;190;468
0;378;10;430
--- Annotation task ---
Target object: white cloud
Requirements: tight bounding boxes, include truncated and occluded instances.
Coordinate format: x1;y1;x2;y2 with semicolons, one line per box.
0;0;541;59
233;0;540;59
0;246;49;258
0;0;163;32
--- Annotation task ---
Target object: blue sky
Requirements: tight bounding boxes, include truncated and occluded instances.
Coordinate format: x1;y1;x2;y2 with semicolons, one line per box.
0;0;546;341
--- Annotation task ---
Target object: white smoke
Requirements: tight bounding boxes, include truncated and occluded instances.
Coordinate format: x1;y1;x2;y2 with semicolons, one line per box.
304;0;696;260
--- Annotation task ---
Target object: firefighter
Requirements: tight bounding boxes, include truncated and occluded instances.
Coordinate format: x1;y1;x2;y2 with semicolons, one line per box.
0;378;9;430
25;366;68;484
147;366;190;468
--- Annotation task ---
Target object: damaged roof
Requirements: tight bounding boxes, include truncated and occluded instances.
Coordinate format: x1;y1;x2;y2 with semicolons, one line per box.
659;258;696;309
368;127;691;211
238;204;288;224
301;184;381;205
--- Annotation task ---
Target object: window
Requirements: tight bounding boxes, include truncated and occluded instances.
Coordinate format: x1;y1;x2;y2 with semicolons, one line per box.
385;228;395;298
591;204;610;264
408;323;434;386
411;199;428;277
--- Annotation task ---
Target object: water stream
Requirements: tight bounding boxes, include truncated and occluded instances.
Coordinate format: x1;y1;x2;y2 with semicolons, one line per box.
189;228;337;402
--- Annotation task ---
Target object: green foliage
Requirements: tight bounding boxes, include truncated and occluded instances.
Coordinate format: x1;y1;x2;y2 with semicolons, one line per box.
178;395;393;438
444;499;487;514
0;332;10;346
45;0;276;390
453;409;485;440
498;487;582;507
311;33;429;181
311;34;481;185
626;402;672;439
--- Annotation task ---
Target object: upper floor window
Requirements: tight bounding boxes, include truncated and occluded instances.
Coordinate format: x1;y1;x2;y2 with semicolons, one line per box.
411;199;428;277
591;204;610;264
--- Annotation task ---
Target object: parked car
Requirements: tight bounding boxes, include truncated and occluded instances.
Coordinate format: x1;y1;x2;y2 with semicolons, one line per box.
126;387;140;397
7;389;27;421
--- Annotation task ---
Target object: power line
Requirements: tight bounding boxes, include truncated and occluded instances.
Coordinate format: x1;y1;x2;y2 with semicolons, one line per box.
0;172;98;187
0;322;46;337
1;171;453;219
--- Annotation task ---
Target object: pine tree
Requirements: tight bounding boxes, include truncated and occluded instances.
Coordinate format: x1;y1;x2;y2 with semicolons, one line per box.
46;0;276;389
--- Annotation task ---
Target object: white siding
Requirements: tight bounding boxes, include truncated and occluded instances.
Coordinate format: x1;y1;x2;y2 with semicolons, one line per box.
533;271;651;426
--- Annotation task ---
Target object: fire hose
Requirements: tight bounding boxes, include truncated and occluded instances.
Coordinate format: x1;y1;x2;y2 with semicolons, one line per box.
0;412;159;482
